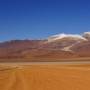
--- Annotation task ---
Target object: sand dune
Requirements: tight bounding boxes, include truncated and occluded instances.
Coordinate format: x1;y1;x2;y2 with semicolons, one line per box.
0;64;90;90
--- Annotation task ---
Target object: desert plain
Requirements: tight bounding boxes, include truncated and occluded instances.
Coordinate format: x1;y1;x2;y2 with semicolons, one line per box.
0;60;90;90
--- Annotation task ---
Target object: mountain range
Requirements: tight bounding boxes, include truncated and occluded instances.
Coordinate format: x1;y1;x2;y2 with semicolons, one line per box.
0;32;90;61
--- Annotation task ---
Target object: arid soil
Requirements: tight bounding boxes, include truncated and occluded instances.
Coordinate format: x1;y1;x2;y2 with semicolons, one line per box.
0;64;90;90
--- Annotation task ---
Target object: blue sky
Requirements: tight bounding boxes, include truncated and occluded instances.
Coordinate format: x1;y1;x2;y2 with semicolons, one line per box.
0;0;90;41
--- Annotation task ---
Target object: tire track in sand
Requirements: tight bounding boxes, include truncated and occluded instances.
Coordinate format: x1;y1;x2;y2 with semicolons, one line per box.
0;68;17;90
11;67;30;90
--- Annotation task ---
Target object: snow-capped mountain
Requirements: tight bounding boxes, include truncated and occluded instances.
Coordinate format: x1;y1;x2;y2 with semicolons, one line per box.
42;33;88;52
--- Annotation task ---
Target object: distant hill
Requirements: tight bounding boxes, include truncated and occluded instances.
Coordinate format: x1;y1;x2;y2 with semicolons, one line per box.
0;32;90;61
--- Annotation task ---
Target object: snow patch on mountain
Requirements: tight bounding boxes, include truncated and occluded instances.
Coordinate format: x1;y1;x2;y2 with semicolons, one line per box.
83;32;90;39
83;32;90;35
48;33;87;42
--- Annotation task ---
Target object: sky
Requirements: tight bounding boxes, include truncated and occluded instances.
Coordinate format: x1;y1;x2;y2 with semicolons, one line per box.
0;0;90;41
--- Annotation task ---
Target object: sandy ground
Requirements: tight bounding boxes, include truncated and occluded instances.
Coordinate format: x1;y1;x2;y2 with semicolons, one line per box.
0;64;90;90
